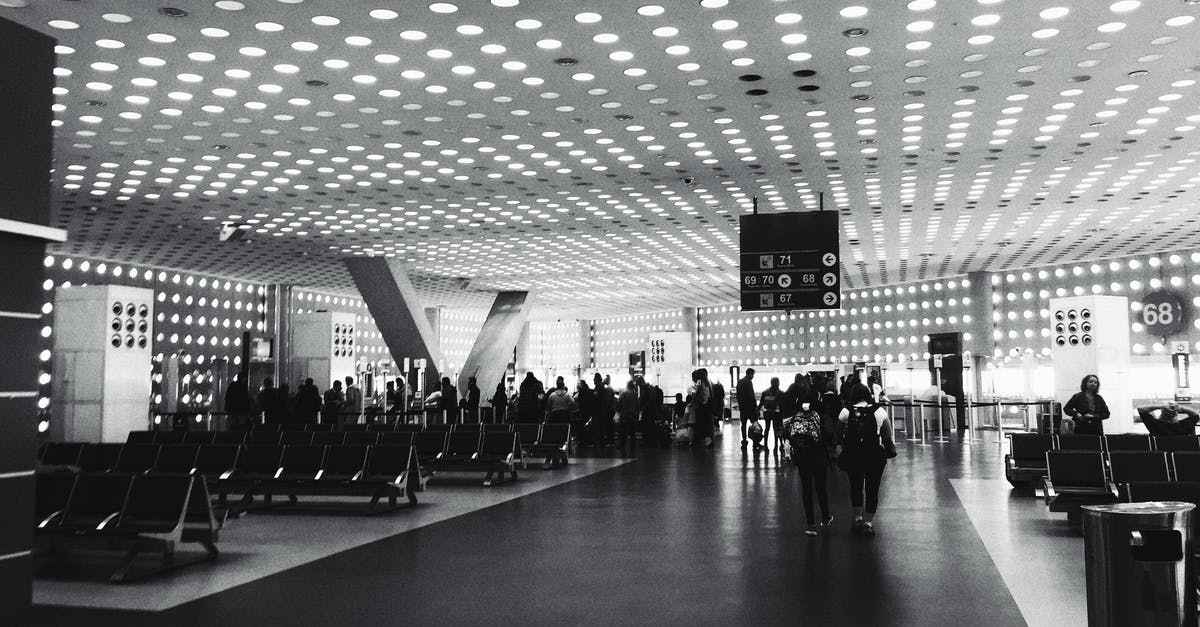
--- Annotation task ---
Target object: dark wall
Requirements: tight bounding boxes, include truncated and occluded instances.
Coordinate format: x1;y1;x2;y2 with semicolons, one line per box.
0;15;55;621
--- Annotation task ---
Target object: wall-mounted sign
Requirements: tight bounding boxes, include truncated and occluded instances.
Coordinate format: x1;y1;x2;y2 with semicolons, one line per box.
1140;290;1188;337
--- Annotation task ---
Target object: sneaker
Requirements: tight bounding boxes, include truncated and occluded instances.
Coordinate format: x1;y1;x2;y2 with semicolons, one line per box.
861;522;876;537
805;526;818;536
821;514;834;527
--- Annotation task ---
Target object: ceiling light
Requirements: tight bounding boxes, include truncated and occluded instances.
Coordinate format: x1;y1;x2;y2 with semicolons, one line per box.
430;3;459;13
840;6;868;18
1040;7;1069;19
1109;1;1141;11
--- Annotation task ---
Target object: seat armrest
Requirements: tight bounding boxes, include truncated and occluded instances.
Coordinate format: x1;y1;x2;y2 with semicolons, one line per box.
351;470;363;481
38;511;63;529
219;469;235;480
96;511;122;531
1044;479;1057;502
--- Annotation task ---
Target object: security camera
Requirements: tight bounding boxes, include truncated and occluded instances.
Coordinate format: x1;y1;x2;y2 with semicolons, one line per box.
219;222;246;242
683;176;696;185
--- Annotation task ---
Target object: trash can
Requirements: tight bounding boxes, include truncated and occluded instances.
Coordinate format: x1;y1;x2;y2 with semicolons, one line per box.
1082;501;1195;626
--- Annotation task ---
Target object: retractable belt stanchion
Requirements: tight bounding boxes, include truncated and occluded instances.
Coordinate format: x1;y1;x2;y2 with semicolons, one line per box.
904;400;921;443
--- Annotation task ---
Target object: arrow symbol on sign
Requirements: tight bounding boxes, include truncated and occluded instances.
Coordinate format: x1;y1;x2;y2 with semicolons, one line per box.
822;273;837;287
823;292;837;306
778;274;792;288
822;253;837;267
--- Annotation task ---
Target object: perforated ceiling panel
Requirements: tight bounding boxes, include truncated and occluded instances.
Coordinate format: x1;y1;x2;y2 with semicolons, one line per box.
3;1;1200;319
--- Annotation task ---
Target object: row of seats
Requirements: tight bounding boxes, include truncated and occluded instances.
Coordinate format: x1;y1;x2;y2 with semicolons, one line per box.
1044;450;1200;516
122;423;572;469
34;472;220;582
40;441;423;509
1005;433;1200;487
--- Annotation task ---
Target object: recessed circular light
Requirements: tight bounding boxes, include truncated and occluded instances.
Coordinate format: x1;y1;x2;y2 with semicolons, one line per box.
907;0;936;10
101;13;132;23
1109;0;1141;12
255;22;285;32
47;19;79;29
1040;7;1069;19
971;14;1000;26
369;8;398;19
840;6;868;18
147;33;176;43
515;18;541;29
638;5;664;16
430;3;459;13
846;46;871;57
775;12;803;24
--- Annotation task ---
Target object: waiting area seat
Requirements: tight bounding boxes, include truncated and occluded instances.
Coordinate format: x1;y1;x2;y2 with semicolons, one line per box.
517;423;572;469
1043;450;1117;516
34;472;220;582
1005;433;1054;488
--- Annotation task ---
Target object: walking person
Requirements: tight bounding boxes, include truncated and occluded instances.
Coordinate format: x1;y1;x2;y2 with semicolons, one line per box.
838;386;897;537
785;401;837;536
736;368;758;449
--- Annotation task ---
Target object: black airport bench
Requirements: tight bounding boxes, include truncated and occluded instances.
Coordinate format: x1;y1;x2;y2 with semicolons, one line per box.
34;471;221;582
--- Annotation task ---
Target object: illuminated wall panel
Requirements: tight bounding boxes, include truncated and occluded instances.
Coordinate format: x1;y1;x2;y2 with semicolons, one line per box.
39;255;270;429
696;277;976;368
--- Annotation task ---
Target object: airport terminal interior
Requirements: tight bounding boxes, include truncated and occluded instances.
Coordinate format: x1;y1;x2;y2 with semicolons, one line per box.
4;0;1200;625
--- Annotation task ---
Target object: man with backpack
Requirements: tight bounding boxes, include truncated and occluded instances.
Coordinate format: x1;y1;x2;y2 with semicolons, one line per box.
837;386;897;537
785;398;838;536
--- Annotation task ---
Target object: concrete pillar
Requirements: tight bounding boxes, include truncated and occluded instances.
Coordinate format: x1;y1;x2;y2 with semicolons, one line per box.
457;291;533;396
0;16;56;619
342;257;445;388
578;320;592;371
682;307;699;366
966;271;995;359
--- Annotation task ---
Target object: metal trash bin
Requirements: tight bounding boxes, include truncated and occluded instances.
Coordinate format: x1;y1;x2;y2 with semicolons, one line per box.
1082;501;1195;626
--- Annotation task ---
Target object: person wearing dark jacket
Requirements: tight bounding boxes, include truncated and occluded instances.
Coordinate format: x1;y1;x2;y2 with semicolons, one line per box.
786;402;838;535
295;377;323;423
267;382;292;424
491;381;508;424
464;376;481;422
224;371;253;415
759;377;785;452
736;368;757;448
616;381;640;449
1063;374;1110;435
439;376;459;424
517;372;543;422
256;378;276;421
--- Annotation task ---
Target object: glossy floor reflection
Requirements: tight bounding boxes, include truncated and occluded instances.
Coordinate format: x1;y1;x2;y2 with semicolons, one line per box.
34;424;1079;627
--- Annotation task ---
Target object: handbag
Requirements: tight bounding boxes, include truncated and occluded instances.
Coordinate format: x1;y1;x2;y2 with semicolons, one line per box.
884;438;898;459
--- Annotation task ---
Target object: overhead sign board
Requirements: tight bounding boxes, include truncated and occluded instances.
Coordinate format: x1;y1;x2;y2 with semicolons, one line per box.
739;211;840;311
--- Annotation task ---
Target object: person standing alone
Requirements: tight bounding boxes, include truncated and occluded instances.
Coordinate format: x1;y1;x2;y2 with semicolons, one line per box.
736;368;758;449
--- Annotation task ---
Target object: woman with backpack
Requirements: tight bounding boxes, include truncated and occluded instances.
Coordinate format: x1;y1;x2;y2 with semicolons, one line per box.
838;386;897;537
785;398;838;536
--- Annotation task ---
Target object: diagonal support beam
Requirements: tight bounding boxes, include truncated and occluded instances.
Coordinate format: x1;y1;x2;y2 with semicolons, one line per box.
343;257;444;384
457;291;534;397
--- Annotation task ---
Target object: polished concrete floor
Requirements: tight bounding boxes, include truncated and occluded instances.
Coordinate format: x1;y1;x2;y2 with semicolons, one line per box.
32;424;1082;626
